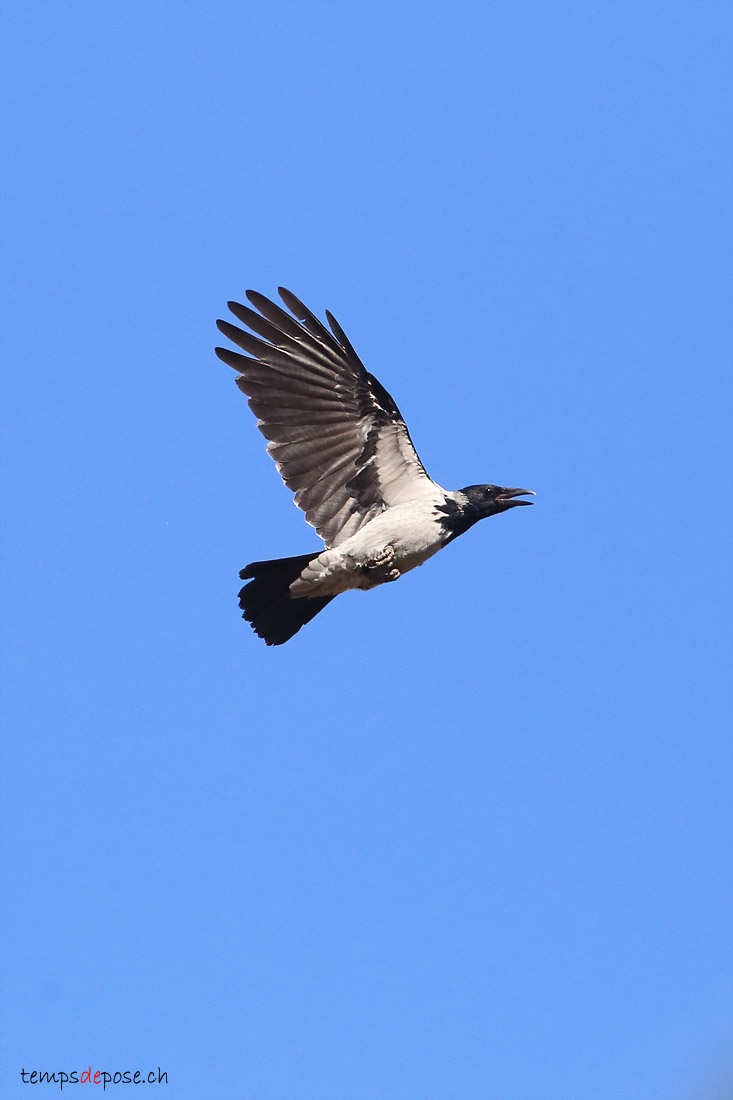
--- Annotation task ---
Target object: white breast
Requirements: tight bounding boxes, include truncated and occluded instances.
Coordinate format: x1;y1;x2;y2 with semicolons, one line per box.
290;493;448;597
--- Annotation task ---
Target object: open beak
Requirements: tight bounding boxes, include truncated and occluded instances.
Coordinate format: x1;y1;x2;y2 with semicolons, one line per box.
496;487;535;506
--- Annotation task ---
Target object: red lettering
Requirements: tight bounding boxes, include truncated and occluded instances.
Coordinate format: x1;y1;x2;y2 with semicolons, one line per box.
80;1068;91;1084
93;1071;101;1083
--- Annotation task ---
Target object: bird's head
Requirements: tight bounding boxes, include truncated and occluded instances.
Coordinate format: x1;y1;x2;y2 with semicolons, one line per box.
460;484;535;518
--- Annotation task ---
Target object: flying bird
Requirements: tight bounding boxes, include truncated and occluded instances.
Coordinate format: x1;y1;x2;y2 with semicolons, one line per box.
215;288;533;645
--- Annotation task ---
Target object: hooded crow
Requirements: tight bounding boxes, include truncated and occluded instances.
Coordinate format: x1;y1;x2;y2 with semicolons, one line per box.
215;288;533;645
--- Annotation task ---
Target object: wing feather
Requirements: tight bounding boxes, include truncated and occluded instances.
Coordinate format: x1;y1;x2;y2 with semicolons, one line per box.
215;288;439;547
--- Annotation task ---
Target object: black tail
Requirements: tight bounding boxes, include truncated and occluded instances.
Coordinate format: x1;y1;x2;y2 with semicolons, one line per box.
238;552;335;646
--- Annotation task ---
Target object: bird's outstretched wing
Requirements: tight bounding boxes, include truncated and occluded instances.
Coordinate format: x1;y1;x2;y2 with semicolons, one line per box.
215;288;438;548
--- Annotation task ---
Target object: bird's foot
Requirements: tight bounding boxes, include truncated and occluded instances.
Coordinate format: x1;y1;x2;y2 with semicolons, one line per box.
361;545;401;587
369;545;395;568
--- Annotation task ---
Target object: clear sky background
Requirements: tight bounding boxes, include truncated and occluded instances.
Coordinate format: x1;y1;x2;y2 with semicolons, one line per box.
1;3;731;1098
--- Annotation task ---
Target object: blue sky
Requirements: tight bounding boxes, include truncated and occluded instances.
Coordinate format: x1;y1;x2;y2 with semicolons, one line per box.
1;2;731;1098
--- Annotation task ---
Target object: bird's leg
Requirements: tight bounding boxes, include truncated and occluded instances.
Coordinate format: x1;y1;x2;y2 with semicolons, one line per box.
363;544;401;585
